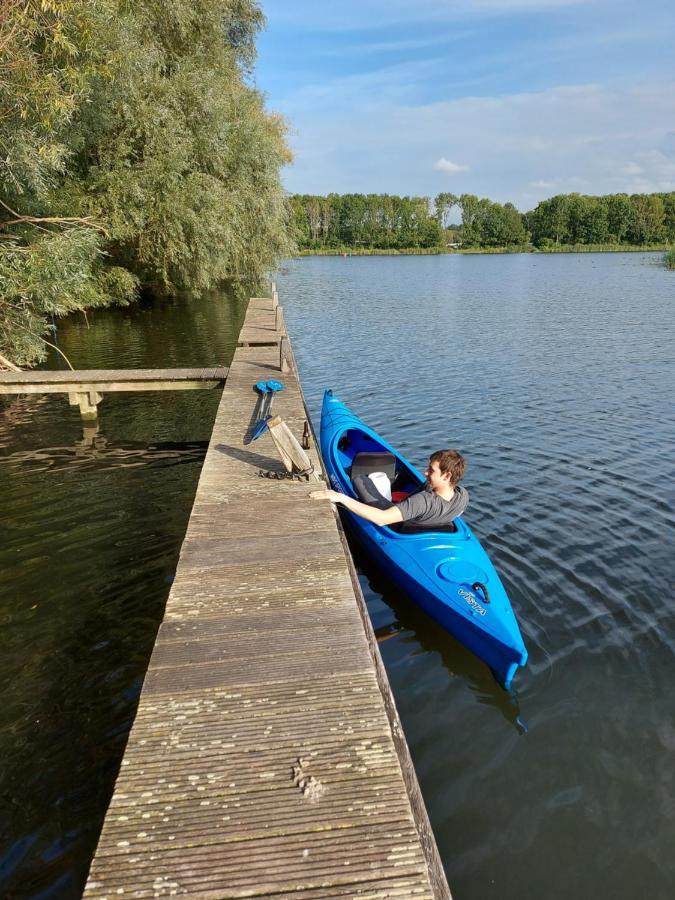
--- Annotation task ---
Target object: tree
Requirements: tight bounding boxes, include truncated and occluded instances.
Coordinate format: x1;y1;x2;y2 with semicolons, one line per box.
628;194;666;243
606;194;632;243
434;193;459;230
458;194;482;246
0;0;137;364
1;0;292;365
661;193;675;241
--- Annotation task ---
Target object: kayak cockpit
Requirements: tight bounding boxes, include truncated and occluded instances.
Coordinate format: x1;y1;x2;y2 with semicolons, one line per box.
334;428;467;538
336;429;421;497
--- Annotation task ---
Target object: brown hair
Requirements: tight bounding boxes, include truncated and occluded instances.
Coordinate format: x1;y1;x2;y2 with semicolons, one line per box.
430;449;466;485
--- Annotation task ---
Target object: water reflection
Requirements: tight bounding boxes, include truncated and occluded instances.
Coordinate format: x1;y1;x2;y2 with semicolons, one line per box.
0;288;245;898
354;538;528;734
3;439;208;472
281;252;675;900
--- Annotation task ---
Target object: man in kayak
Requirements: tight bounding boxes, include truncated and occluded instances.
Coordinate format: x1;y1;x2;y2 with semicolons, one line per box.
309;449;468;531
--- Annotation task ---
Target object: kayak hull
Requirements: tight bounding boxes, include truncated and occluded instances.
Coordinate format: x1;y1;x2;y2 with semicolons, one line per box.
320;390;528;689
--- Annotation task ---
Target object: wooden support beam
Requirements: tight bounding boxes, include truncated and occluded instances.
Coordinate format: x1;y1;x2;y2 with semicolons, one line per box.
279;335;291;373
77;391;102;421
0;367;228;396
275;305;286;334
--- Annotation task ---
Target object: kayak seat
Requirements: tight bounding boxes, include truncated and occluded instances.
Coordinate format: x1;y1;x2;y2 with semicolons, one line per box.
350;451;397;482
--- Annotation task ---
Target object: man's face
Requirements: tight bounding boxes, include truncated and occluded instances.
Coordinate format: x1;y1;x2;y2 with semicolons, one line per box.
425;460;449;490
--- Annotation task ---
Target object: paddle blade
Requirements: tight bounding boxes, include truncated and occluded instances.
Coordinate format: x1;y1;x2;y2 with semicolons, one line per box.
251;416;271;441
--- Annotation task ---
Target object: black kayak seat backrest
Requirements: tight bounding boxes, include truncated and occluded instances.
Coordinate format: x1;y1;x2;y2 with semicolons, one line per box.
350;451;397;482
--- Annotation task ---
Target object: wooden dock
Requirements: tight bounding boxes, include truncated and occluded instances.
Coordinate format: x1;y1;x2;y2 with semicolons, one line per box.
84;290;450;899
0;368;229;393
0;367;228;421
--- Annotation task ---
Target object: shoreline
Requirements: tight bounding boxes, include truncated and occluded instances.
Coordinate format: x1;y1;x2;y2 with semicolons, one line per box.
296;244;672;257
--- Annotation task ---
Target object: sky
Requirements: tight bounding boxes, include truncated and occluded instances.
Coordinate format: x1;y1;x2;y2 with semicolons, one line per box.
254;0;675;211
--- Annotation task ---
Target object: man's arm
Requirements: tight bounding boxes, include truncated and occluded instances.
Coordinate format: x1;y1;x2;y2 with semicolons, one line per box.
309;489;403;527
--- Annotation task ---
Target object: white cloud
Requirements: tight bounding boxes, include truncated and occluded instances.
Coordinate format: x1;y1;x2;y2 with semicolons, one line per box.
282;80;675;207
316;32;475;58
434;158;470;174
264;0;590;30
617;162;645;176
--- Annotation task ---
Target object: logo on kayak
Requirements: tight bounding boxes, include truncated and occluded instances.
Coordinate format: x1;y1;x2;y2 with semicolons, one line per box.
459;588;487;616
329;474;343;492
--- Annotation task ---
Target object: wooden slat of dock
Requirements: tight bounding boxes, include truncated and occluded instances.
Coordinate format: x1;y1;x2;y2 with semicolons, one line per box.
84;296;450;899
0;367;228;394
237;298;281;347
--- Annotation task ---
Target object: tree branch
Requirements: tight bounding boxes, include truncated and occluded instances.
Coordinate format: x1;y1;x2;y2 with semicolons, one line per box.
0;213;108;234
0;352;22;371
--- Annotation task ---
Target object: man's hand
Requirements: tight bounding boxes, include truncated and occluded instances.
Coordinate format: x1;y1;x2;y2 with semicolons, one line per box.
309;489;403;528
309;489;341;503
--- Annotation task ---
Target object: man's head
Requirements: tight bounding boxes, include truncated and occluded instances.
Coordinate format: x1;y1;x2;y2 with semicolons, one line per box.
426;449;466;488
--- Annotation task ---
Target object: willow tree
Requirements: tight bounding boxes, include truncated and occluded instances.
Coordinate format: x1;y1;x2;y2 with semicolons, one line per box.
0;0;132;364
0;0;291;366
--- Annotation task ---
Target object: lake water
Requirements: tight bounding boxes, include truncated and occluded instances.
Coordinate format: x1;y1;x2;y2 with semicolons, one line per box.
0;291;247;897
1;253;674;898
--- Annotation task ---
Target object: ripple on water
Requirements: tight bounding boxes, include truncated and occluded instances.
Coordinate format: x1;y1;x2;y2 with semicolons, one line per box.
1;289;241;897
3;257;675;899
282;253;675;900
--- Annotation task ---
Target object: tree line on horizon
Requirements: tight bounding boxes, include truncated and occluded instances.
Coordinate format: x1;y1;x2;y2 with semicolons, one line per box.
290;191;675;251
0;0;291;366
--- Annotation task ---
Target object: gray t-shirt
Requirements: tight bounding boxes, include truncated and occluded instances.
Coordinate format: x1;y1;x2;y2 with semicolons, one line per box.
397;484;469;527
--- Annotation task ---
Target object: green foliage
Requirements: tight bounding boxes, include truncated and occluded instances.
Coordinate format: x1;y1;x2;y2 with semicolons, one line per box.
433;193;459;229
528;192;673;247
0;0;101;200
1;0;291;366
458;194;529;247
665;250;675;270
295;188;674;256
289;194;443;250
297;246;448;256
0;229;137;363
290;192;530;251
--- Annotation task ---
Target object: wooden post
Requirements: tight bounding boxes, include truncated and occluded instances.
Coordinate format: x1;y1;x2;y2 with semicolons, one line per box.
267;416;320;480
279;335;291;373
275;305;286;334
75;391;102;421
271;281;279;308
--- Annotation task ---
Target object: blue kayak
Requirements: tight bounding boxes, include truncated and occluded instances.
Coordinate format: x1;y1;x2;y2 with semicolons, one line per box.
320;389;528;689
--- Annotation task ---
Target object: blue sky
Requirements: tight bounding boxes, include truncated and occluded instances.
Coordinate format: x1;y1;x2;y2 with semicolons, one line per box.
255;0;675;210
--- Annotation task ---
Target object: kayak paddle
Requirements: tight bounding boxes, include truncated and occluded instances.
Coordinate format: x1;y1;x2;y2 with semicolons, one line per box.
252;379;284;440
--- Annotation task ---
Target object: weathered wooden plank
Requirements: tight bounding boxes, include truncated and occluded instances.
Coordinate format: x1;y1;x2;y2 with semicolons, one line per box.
0;366;228;384
156;606;361;642
141;647;374;694
0;367;228;395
